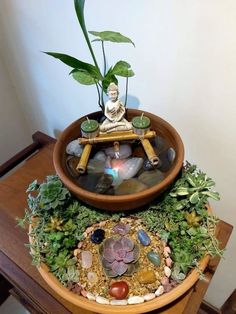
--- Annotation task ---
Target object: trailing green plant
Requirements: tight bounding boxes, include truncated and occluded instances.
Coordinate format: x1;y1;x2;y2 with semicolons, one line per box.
18;175;122;284
19;163;222;286
45;0;135;111
136;163;223;281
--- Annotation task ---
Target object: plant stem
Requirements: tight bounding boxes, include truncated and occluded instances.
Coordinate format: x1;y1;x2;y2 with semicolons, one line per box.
124;76;129;107
95;83;103;111
101;41;106;77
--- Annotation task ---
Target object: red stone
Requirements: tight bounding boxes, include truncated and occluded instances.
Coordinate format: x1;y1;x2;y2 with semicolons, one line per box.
109;281;129;300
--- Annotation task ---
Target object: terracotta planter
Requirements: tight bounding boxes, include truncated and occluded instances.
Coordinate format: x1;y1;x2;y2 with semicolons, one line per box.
53;109;184;211
29;206;213;314
35;253;210;314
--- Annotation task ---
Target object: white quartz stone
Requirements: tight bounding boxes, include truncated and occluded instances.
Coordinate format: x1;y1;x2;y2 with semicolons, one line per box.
128;296;145;304
155;285;164;297
143;293;156;301
164;266;171;278
96;296;110;305
110;299;128;305
86;292;96;301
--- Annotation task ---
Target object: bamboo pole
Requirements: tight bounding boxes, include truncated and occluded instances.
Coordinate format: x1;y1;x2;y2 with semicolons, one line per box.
141;138;159;166
76;144;92;174
78;130;156;145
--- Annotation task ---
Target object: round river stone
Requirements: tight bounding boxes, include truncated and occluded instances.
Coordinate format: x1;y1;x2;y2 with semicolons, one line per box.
109;281;129;300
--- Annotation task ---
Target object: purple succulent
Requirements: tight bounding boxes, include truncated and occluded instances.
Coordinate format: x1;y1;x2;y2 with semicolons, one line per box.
99;237;140;277
112;223;131;236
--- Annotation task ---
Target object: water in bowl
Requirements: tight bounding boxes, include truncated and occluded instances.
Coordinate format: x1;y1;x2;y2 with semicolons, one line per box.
65;135;176;196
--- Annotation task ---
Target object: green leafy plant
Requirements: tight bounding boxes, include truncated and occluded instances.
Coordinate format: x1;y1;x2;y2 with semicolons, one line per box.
137;163;223;279
45;0;135;111
19;163;222;286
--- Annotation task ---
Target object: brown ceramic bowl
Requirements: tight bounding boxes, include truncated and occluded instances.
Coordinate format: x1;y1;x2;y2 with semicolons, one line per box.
53;109;184;211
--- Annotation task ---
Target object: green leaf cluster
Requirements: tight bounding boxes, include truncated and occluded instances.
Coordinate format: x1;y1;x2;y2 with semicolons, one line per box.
137;163;222;281
20;163;222;286
22;175;122;284
45;0;135;110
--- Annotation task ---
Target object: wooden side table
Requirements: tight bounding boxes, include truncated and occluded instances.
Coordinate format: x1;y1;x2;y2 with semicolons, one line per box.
0;132;233;314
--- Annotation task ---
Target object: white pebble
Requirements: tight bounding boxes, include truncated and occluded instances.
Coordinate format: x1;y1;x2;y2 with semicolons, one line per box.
110;299;128;306
81;289;87;297
164;246;171;257
166;257;173;267
155;285;164;296
66;140;83;157
99;220;107;227
164;266;171;278
96;296;110;305
86;292;96;300
143;293;156;301
85;226;94;234
128;296;145;304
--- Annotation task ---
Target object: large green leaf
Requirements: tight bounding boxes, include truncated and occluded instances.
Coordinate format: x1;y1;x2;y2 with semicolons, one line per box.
74;0;100;70
72;69;96;85
111;61;134;77
89;30;135;46
74;0;86;31
44;52;102;80
102;67;118;91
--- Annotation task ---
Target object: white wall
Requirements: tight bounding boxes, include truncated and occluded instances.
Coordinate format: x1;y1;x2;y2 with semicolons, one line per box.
0;0;235;308
0;23;31;165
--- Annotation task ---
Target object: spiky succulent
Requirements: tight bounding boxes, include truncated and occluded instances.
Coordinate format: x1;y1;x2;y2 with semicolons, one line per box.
99;237;140;277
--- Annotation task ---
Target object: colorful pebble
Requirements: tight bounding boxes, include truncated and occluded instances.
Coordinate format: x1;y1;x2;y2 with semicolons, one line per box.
109;281;129;300
137;229;151;246
147;251;161;266
91;229;105;244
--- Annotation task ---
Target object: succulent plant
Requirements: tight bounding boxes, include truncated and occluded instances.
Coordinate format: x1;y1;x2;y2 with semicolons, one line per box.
112;223;130;236
99;237;140;277
39;177;70;210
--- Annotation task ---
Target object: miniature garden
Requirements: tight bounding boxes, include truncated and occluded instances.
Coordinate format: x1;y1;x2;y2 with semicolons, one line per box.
19;163;222;306
18;0;223;308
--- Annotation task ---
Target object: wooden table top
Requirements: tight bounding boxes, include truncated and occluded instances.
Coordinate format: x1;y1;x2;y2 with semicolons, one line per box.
0;134;233;314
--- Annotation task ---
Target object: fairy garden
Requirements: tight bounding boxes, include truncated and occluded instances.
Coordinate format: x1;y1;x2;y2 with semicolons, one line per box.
20;163;222;306
19;0;223;309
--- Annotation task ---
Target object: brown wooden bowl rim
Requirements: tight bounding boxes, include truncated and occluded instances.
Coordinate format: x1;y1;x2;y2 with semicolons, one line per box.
53;109;184;209
29;206;213;314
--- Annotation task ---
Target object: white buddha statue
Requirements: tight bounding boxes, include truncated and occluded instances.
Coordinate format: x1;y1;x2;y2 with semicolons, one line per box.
100;83;132;133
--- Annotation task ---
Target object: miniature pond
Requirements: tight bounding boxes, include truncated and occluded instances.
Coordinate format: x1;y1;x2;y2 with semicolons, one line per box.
65;135;176;196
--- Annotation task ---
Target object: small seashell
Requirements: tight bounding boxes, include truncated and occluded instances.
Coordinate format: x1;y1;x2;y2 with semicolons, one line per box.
85;226;94;234
73;249;79;257
143;293;156;301
162;240;167;247
161;276;169;285
81;289;87;297
164;266;171;278
78;242;83;249
164;246;171;257
128;296;145;304
110;299;128;306
86;292;96;300
166;257;173;267
99;220;107;227
96;296;110;305
155;285;164;296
